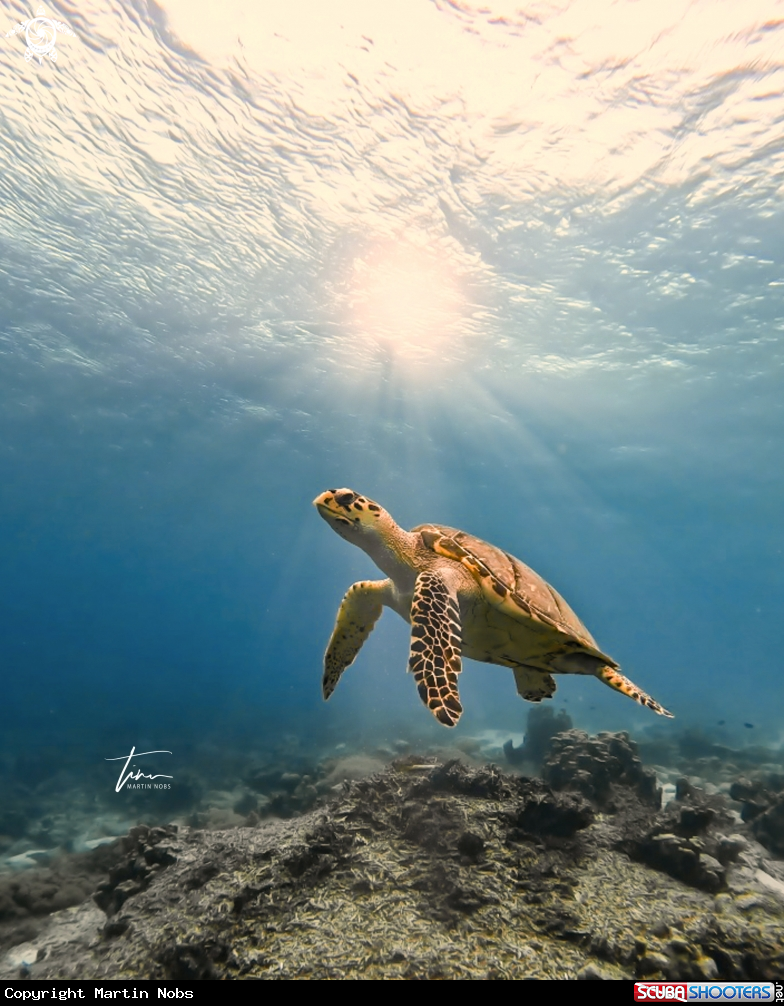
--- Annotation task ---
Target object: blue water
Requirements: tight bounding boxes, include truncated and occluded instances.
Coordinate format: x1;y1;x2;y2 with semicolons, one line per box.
1;0;783;815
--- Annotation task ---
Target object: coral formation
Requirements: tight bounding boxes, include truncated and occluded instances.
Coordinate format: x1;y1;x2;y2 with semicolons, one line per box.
1;746;782;981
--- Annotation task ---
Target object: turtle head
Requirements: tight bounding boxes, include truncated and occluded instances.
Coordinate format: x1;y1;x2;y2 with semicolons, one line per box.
314;488;419;578
313;489;389;542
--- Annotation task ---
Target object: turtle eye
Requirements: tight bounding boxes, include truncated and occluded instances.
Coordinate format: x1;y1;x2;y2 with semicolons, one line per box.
335;490;358;507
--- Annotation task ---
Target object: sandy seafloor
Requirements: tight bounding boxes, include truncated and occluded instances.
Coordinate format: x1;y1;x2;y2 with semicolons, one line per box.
1;712;783;981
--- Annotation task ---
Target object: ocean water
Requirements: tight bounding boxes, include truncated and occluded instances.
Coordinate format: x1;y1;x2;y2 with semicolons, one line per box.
0;0;782;917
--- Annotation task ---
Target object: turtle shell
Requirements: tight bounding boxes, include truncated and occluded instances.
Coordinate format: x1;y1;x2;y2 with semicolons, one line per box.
414;523;615;665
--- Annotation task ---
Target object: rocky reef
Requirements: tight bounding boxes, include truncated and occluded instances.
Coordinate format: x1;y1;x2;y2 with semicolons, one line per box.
543;729;661;809
503;705;573;767
730;776;784;858
1;733;782;981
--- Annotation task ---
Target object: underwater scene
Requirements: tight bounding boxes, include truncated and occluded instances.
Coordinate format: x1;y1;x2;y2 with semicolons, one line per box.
1;0;783;982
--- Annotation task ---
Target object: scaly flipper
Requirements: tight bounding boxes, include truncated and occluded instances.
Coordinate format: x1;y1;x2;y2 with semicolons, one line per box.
595;663;674;718
550;651;673;718
408;571;463;727
513;666;556;703
323;579;392;700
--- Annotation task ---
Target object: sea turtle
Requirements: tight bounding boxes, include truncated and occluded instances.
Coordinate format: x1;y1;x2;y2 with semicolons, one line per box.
314;489;673;727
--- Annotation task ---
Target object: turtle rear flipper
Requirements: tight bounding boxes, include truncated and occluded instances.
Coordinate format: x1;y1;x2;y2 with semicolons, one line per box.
595;664;674;718
551;650;673;718
408;571;463;727
323;579;392;699
512;666;556;702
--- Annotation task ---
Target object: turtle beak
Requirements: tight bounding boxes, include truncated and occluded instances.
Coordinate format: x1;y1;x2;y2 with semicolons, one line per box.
313;490;333;510
314;490;346;524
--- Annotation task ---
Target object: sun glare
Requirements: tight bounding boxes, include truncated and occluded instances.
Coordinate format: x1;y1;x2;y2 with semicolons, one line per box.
347;242;466;357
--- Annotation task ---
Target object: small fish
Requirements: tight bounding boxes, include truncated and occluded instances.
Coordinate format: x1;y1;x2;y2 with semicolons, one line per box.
744;722;754;729
717;720;725;726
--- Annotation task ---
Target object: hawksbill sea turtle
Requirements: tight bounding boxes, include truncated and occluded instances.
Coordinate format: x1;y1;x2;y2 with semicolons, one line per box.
313;489;673;727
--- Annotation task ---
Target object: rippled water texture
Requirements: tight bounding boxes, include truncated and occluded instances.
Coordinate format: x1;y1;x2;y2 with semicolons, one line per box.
1;0;783;753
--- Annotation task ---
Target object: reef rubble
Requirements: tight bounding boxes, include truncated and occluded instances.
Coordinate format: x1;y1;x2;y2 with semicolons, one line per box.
0;733;782;981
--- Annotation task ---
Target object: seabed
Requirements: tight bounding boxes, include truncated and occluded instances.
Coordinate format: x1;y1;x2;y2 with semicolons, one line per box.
1;717;783;980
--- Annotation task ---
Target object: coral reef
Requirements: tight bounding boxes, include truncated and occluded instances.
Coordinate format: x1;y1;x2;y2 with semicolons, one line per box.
1;745;782;981
503;705;573;767
543;729;661;809
730;776;784;857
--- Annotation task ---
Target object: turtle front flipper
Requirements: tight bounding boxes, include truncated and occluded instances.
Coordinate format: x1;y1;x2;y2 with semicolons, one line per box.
323;579;392;700
409;571;463;727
